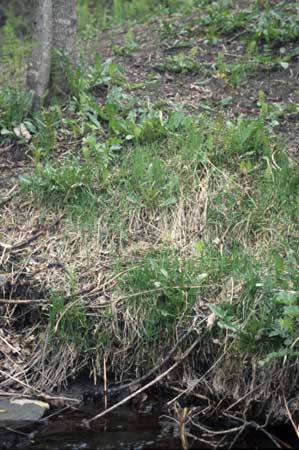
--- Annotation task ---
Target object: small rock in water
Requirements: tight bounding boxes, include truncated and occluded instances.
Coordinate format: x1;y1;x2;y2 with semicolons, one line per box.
0;398;49;424
0;275;7;288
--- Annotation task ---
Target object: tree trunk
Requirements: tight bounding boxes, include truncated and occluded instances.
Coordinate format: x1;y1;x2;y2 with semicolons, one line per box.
26;0;53;108
27;0;77;106
50;0;77;99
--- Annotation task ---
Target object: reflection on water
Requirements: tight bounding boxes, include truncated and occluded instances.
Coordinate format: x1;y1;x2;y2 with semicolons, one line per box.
1;401;297;449
0;405;182;450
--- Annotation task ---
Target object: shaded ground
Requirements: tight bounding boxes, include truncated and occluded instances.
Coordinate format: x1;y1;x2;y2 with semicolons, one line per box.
95;14;298;148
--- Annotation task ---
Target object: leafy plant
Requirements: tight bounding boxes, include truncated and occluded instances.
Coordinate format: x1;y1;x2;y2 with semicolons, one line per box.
155;49;202;74
120;143;179;208
0;88;34;141
112;29;139;56
254;10;299;47
21;157;94;201
121;251;207;341
66;54;124;99
30;105;62;159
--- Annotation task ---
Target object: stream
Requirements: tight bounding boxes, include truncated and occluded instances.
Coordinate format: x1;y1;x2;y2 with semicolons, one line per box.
1;405;297;450
0;383;297;450
0;405;182;450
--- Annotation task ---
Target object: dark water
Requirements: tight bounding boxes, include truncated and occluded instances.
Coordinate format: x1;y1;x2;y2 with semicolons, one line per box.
1;400;297;449
0;406;182;450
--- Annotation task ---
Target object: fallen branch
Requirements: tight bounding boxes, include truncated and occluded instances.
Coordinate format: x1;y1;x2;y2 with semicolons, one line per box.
39;393;80;405
167;350;228;406
115;317;207;394
0;368;41;394
283;393;299;440
223;413;287;449
0;298;48;305
84;333;203;425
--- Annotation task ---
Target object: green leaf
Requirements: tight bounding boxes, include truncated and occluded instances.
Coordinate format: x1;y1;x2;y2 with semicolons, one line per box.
126;194;139;204
208;304;227;320
283;305;299;317
1;128;12;135
19;176;32;186
195;273;208;283
274;291;298;305
160;269;168;278
218;320;240;332
259;350;299;366
162;196;177;207
279;61;289;69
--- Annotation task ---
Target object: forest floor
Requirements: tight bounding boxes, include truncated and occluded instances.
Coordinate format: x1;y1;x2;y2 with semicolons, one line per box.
0;0;299;446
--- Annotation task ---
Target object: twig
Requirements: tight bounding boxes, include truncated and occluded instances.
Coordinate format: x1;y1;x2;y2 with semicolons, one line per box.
0;334;21;355
116;317;206;394
224;382;267;413
0;299;48;305
0;368;41;394
228;29;248;43
173;405;191;450
5;427;33;437
103;353;108;410
167;350;227;406
0;392;32;398
223;413;285;449
170;385;210;406
228;425;246;449
185;431;219;448
39;405;73;422
283;393;299;440
0;186;19;208
118;280;208;301
39;393;80;405
191;419;245;436
97;266;138;292
53;297;83;333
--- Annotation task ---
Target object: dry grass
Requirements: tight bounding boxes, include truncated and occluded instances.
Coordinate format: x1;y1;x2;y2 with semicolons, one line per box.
1;183;299;433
